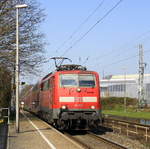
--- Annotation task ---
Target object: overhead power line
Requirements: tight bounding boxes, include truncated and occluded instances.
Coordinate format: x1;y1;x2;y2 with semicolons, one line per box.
89;30;150;68
89;29;150;66
99;49;150;69
69;0;105;39
82;56;90;65
55;0;105;53
61;0;124;56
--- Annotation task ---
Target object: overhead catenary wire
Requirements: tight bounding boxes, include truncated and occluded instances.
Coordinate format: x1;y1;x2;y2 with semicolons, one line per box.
70;0;105;38
88;28;150;66
99;49;150;69
82;56;90;65
44;0;124;75
55;0;105;53
88;29;150;69
55;29;150;69
61;0;124;57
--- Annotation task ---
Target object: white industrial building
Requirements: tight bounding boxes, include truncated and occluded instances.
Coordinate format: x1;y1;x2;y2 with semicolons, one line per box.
100;74;150;104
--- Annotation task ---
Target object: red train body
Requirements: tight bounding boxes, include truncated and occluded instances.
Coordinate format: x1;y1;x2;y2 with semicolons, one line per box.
24;65;102;129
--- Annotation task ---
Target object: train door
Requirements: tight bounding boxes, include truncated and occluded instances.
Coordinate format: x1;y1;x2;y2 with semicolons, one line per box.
39;82;44;112
49;76;55;122
49;76;55;108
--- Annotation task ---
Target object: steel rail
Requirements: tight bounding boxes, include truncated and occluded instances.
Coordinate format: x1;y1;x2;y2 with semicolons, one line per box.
87;132;129;149
63;131;129;149
63;132;91;149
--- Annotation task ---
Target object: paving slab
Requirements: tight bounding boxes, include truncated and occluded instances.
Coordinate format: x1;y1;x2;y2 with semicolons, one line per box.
8;111;82;149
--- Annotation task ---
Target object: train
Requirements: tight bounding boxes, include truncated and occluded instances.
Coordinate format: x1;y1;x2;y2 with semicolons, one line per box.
23;57;102;130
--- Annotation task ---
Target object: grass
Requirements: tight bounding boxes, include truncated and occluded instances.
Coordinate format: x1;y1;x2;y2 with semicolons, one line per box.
103;109;150;120
101;97;150;120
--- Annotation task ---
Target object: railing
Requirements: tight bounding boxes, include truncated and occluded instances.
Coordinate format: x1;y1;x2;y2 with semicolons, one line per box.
0;108;10;124
103;118;150;142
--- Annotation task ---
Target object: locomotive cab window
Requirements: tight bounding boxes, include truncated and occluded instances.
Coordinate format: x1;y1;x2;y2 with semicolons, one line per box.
60;74;96;88
79;74;95;87
60;74;78;87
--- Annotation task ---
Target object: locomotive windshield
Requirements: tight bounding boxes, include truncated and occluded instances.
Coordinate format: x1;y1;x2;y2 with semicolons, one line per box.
79;74;95;87
61;74;78;87
60;74;96;87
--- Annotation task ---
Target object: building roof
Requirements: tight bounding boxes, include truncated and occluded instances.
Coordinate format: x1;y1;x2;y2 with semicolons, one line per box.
111;74;150;79
101;74;150;84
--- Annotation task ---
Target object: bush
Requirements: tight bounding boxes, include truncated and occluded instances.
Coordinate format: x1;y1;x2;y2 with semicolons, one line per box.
101;97;137;110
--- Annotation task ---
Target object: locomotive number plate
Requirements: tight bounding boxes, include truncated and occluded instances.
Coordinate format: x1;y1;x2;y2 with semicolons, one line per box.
74;97;83;102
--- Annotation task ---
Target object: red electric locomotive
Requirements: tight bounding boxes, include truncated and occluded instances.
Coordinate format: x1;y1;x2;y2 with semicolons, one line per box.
24;57;102;129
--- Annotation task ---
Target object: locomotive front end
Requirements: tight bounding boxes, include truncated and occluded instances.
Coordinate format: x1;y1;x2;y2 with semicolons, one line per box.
56;71;102;130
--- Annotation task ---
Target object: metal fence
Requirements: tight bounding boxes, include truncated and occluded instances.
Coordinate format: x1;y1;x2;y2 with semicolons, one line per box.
0;108;10;124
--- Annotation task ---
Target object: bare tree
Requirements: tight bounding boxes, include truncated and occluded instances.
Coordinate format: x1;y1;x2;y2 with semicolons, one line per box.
0;0;46;75
0;65;11;108
0;0;46;107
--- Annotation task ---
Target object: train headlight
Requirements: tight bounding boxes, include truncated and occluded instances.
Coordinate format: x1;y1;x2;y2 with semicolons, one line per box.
61;105;67;109
91;105;95;109
76;88;81;92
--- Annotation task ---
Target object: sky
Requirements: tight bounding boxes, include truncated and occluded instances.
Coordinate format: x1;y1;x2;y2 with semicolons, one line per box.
26;0;150;83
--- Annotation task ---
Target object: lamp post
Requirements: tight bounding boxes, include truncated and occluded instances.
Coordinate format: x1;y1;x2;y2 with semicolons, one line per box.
15;4;28;133
123;67;127;112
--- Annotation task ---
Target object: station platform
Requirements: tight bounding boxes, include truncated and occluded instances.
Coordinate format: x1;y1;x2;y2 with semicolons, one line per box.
7;111;82;149
0;121;8;149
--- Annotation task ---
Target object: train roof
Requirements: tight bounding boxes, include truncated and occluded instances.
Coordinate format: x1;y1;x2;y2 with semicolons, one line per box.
40;64;99;82
56;64;87;71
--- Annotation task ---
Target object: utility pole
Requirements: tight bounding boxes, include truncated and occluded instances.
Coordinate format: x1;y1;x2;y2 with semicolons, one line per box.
15;5;19;133
15;4;28;133
102;70;105;79
123;67;127;112
138;44;146;108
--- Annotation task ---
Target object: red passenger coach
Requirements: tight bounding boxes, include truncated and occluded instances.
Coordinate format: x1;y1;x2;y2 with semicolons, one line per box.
24;60;102;130
24;83;40;113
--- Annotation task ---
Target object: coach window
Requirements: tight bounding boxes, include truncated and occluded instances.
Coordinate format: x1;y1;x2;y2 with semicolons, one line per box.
40;83;44;91
33;84;38;92
49;79;51;88
43;80;49;91
50;77;55;88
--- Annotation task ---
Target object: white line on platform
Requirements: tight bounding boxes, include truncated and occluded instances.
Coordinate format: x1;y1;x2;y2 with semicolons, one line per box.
22;113;56;149
41;118;84;149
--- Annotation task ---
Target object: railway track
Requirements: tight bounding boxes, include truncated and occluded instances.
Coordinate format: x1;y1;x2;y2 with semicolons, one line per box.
63;132;90;149
64;131;129;149
87;132;129;149
25;112;145;149
103;117;150;143
40;114;136;149
26;111;125;149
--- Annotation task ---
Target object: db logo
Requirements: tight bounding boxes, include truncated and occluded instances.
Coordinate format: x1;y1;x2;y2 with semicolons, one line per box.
74;97;83;102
